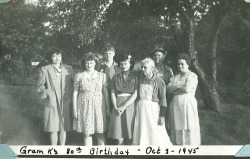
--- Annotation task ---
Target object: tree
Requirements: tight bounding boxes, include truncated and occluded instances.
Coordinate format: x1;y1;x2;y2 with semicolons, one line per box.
0;0;46;82
161;0;231;111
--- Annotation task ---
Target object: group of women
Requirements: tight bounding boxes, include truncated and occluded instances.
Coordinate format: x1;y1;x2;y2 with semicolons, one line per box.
37;45;200;146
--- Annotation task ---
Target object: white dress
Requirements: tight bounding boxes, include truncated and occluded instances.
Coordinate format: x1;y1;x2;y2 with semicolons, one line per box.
168;70;200;145
133;79;172;145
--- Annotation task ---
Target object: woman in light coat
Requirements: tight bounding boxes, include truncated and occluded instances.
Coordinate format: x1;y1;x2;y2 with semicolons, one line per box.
37;48;73;145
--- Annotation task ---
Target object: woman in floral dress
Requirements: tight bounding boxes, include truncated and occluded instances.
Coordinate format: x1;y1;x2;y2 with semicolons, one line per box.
166;53;200;145
73;52;110;146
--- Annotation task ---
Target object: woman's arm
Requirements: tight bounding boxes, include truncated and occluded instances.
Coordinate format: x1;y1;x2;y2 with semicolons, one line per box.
157;78;168;126
110;89;119;115
73;73;79;118
172;73;198;95
103;86;111;116
166;76;178;93
118;90;138;114
37;67;47;99
72;90;78;118
166;85;179;93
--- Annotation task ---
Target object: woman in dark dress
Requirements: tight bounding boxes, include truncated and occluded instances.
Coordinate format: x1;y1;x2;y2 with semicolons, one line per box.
107;54;138;145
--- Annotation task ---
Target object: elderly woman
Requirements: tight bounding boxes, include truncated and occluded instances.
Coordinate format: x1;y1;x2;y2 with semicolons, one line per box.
73;52;110;146
107;54;138;145
166;53;200;145
133;58;172;145
37;48;73;145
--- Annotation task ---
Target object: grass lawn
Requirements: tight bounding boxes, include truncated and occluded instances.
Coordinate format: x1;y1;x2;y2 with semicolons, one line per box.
0;80;249;145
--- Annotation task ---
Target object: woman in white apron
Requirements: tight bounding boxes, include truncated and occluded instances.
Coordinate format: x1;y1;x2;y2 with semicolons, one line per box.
166;53;200;145
133;58;172;145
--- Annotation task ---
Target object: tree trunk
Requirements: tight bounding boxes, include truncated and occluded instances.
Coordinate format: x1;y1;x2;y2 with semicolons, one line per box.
183;11;221;112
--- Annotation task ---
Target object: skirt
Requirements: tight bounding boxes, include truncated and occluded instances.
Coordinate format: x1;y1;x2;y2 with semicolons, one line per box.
107;95;135;139
132;99;172;145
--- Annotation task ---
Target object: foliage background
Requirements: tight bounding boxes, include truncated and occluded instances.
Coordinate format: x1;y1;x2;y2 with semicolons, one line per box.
0;0;250;145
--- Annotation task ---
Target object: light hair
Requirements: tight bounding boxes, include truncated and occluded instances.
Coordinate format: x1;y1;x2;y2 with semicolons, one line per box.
141;58;155;67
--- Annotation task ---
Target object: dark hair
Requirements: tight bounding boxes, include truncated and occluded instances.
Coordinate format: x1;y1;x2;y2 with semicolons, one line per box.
178;53;192;66
81;52;99;70
46;47;63;63
104;44;115;53
117;54;134;70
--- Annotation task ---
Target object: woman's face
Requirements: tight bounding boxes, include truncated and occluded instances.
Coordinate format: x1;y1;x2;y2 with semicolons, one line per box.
153;51;165;64
85;60;96;71
141;62;154;78
120;60;131;72
177;59;189;73
51;53;62;64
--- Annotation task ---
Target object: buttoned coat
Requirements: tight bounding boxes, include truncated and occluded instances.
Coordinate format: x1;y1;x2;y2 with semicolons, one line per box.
37;64;73;132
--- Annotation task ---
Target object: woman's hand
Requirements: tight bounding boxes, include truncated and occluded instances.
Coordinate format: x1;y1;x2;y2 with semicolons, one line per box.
158;117;165;126
40;89;48;99
117;105;126;115
114;108;120;115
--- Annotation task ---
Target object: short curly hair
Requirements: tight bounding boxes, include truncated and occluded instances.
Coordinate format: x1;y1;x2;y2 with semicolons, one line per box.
141;58;155;67
46;47;63;63
81;52;99;70
178;53;192;66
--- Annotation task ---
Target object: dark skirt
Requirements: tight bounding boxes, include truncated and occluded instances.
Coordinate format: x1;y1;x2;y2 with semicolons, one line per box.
107;96;135;139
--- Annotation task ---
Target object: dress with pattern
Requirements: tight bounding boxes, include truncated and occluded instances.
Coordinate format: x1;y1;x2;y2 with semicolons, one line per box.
73;71;107;135
168;70;200;145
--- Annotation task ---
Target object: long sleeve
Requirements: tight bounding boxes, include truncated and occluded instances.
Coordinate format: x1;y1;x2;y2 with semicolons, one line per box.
185;73;198;93
158;78;167;107
73;73;80;93
37;67;47;99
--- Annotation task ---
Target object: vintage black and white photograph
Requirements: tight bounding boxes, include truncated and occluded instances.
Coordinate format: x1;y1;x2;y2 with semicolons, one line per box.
0;0;250;146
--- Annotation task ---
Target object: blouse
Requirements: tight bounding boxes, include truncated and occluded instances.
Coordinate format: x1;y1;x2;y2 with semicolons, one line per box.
138;73;167;107
111;70;138;94
168;70;198;95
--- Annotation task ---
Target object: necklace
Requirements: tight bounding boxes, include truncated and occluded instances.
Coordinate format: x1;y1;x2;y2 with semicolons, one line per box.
53;66;62;74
